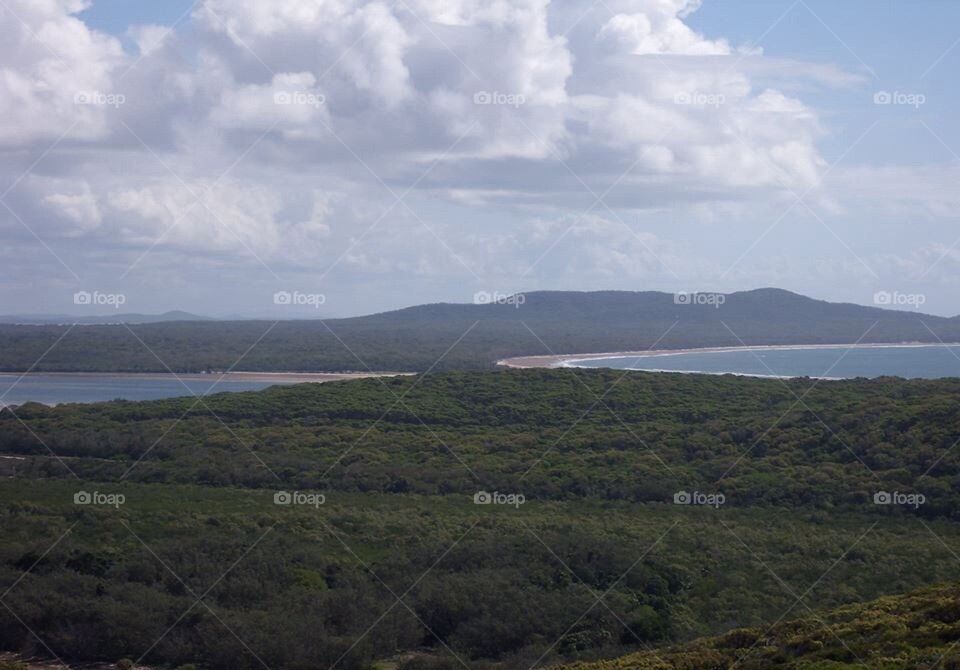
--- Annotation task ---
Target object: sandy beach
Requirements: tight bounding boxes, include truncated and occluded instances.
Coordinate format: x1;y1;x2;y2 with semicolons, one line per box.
0;370;413;383
497;341;960;369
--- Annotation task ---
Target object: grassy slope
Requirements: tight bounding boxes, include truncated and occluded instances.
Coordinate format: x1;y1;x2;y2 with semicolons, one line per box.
561;582;960;669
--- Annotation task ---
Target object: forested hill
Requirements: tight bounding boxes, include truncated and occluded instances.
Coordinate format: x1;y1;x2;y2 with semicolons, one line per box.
364;288;939;325
2;288;958;372
560;581;960;669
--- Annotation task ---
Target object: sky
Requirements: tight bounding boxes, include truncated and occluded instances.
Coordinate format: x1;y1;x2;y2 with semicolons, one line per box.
1;0;959;318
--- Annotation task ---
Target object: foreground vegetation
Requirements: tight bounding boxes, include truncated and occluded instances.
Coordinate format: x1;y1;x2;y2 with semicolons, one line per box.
562;581;960;669
2;482;959;669
1;369;959;668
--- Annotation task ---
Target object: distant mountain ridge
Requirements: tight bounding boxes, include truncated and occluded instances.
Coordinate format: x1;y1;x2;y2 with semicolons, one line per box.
0;288;958;372
360;288;957;324
0;310;210;325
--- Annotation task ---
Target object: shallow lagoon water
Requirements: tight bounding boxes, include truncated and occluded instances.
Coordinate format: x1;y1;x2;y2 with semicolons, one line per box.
0;373;294;406
564;345;960;379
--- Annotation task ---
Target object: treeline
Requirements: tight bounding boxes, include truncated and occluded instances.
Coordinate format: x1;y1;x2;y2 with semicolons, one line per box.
2;369;957;516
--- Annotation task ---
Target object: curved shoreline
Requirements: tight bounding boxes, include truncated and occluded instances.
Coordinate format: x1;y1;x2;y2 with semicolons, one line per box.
0;370;412;383
0;371;415;407
497;342;960;373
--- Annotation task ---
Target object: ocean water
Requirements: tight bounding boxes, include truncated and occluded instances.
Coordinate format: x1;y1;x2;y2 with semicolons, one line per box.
0;373;293;406
565;345;960;379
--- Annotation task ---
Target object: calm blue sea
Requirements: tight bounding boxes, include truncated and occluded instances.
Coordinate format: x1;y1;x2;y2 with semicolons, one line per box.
0;374;292;407
566;345;960;379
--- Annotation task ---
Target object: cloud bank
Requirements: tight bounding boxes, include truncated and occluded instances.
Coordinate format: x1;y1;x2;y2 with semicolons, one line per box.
0;0;953;315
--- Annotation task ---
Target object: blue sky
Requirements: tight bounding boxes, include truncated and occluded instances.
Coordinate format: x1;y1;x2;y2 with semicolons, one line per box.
696;0;960;166
1;0;958;318
78;0;196;34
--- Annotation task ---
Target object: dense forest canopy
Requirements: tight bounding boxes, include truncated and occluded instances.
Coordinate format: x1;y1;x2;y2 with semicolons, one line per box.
2;369;959;668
